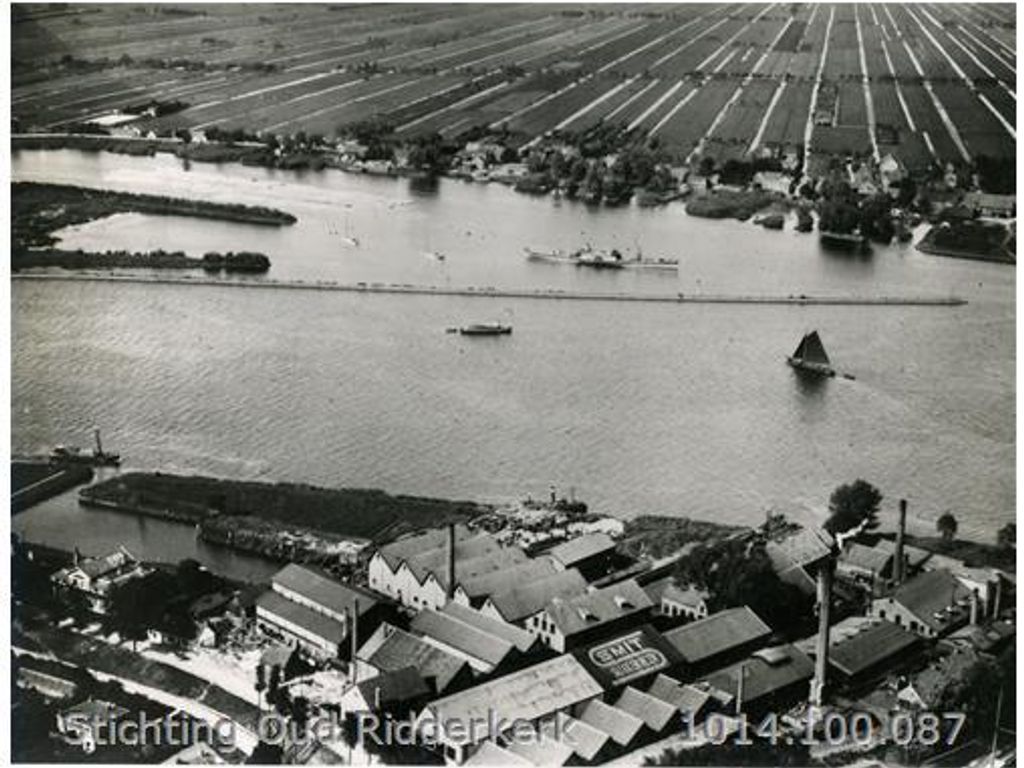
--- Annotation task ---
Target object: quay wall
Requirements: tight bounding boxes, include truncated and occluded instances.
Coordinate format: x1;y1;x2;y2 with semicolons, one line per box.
12;273;968;307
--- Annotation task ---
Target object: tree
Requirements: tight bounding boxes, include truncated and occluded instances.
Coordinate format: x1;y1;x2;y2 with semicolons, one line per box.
106;578;154;651
937;512;958;544
255;663;267;713
825;480;882;534
997;522;1016;550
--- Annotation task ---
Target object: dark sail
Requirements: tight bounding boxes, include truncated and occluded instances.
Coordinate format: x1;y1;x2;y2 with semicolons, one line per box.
798;331;830;365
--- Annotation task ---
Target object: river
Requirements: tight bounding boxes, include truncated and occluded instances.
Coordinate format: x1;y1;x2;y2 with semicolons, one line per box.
11;148;1015;578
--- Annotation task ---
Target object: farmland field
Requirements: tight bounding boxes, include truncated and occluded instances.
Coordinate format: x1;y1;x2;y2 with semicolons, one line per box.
12;2;1015;168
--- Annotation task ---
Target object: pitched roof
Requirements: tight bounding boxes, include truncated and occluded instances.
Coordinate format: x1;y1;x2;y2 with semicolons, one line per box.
441;603;538;653
701;644;814;706
256;590;346;645
411;609;515;668
357;667;430;708
578;699;644;745
889;569;972;632
365;625;468;694
575;624;682;688
646;674;711;715
663;606;772;664
457;557;558;600
641;575;675;605
464;741;533;767
272;564;378;617
415;547;529;590
542;714;609;762
486;569;589;623
874;539;933;569
376;525;479;569
503;729;576;766
545;579;652;636
422;655;602;747
840;542;892;574
547;533;617;568
767;527;835;574
77;549;138;579
614;686;677;731
945;620;1016;655
828;620;920;677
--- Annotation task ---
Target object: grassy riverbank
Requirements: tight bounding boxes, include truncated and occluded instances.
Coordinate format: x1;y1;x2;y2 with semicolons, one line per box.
81;472;490;548
13;248;270;273
12;181;296;250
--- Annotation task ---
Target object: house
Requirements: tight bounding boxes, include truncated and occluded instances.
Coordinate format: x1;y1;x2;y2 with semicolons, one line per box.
873;538;933;577
410;608;520;674
415;654;603;764
662;606;773;676
259;643;304;683
50;547;150;614
870;569;972;638
359;623;472;696
943;619;1015;656
454;558;560;608
440;602;543;656
837;542;894;587
56;698;130;754
479;569;588;626
574;624;683;690
963;191;1015;219
527;579;654;652
660;584;709;621
255;565;383;660
16;667;78;700
699;644;815;717
547;533;618;581
878;153;906;188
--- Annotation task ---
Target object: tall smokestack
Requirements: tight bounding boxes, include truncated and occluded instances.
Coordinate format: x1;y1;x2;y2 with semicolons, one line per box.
350;599;360;684
735;662;745;715
993;578;1002;619
809;559;834;708
893;499;907;585
446;524;456;601
970;590;979;626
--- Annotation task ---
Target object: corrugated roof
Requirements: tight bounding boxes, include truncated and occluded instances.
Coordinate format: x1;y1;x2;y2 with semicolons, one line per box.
874;539;933;569
548;533;617;568
663;606;772;664
441;603;537;653
578;699;644;745
464;741;533;766
366;626;468;694
411;609;515;668
829;620;920;677
423;655;603;747
546;579;652;636
257;590;347;645
272;564;378;617
890;569;972;632
614;687;677;731
701;644;814;706
647;674;711;715
458;557;558;600
486;569;589;623
357;667;430;708
543;713;609;761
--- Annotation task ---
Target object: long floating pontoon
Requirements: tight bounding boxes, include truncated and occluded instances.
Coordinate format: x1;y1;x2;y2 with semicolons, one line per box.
12;273;967;307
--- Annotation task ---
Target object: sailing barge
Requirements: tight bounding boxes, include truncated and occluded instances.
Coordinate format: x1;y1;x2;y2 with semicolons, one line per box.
787;331;835;377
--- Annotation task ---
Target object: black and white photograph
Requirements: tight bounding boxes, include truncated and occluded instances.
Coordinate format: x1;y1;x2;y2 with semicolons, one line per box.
6;2;1017;765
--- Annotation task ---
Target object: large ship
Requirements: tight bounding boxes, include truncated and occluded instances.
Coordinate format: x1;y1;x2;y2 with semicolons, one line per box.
50;429;121;467
524;245;677;270
458;323;512;336
787;331;836;377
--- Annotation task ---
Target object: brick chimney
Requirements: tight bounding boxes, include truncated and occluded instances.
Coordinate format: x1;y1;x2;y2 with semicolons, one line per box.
446;523;456;601
893;499;907;585
809;558;834;708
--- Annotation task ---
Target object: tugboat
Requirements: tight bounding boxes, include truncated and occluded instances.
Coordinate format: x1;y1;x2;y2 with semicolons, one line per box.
458;323;512;336
575;246;626;269
50;429;121;467
787;331;836;377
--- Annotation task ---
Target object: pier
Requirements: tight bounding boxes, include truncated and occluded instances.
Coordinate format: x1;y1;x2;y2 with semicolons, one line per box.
13;273;968;307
